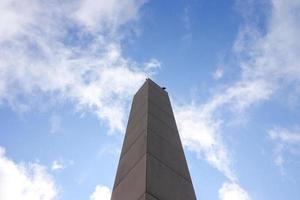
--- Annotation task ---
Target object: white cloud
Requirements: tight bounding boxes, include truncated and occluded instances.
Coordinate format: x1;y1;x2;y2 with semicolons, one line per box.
174;79;273;182
219;182;250;200
0;0;155;133
90;185;111;200
268;126;300;167
73;0;145;32
144;58;161;73
99;144;121;157
274;153;284;167
234;0;300;86
0;0;39;41
269;127;300;144
175;104;235;181
203;80;273;115
51;160;64;171
222;0;300;115
0;146;58;200
174;80;274;182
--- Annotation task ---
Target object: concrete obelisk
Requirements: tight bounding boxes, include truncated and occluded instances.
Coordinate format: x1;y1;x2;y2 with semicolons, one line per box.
111;79;196;200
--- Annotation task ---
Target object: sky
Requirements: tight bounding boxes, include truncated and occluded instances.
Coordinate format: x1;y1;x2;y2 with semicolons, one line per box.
0;0;300;199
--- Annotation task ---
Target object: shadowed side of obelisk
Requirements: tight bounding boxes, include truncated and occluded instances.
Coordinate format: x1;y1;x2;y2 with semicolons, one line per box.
145;80;196;200
111;79;197;200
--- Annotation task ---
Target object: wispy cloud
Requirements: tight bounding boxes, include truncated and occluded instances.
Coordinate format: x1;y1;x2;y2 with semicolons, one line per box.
51;160;65;171
0;1;157;199
73;0;146;33
269;127;300;144
174;79;274;182
175;0;300;196
234;0;300;87
212;68;224;80
0;146;58;200
181;6;192;41
50;114;62;134
0;0;39;42
144;58;161;73
175;104;235;181
268;126;300;167
182;6;191;31
98;144;121;157
218;182;250;200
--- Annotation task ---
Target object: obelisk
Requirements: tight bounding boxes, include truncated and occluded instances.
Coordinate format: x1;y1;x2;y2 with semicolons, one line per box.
111;79;197;200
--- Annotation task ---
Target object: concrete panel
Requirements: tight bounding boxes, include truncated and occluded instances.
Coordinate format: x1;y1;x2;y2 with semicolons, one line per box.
128;86;148;123
146;155;196;200
111;154;147;200
147;79;168;97
133;79;149;101
126;104;147;135
121;114;147;156
127;101;148;130
148;100;177;130
147;114;182;148
148;85;172;114
147;130;191;181
114;131;147;188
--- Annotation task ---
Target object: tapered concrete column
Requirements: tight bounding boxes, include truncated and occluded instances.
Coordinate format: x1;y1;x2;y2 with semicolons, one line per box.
111;79;197;200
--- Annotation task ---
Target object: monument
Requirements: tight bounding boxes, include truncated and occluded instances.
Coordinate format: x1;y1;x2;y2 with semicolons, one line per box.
111;79;197;200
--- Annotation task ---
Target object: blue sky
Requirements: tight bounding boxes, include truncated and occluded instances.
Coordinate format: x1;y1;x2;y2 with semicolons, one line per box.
0;0;300;199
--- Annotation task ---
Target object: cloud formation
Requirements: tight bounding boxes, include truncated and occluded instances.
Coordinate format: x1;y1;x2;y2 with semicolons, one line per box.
0;0;157;133
175;104;235;181
175;0;300;197
0;146;58;200
51;160;64;171
74;0;145;32
0;1;155;199
0;0;39;42
218;182;250;200
268;126;300;167
50;114;62;134
212;68;224;80
90;185;111;200
1;0;299;199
